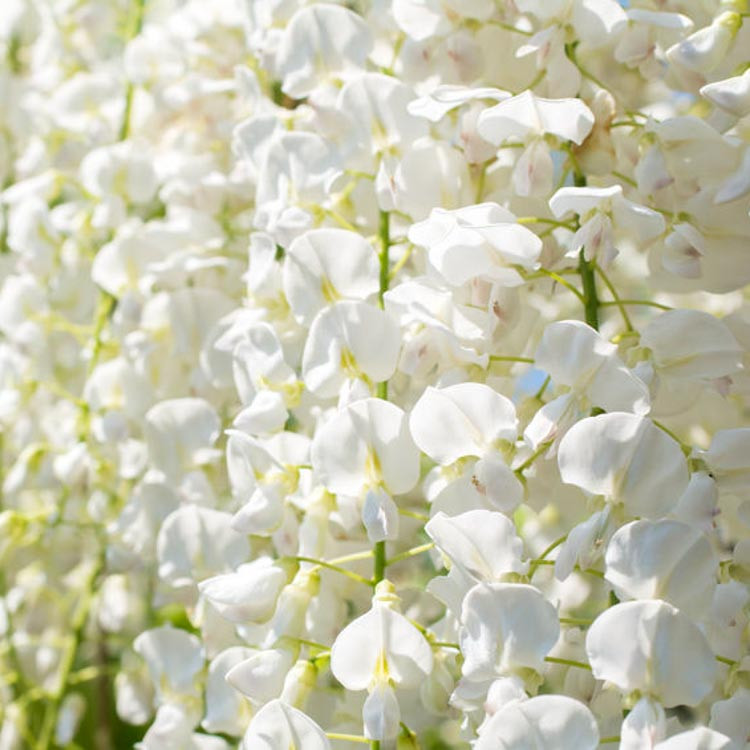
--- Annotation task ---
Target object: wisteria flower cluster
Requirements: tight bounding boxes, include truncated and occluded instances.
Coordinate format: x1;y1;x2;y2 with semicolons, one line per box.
2;0;750;748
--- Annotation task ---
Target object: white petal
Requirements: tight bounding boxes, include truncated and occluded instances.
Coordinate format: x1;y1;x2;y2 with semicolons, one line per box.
586;600;717;706
283;229;379;325
226;649;294;704
655;728;734;750
620;696;666;750
536;320;649;414
407;85;510;122
425;510;527;582
642;310;742;381
701;69;750;117
312;398;420;496
362;486;400;543
473;454;524;513
198;559;287;624
476;694;599;750
549;185;621;219
134;625;204;695
240;700;330;750
558;413;688;517
460;582;559;680
478;91;595;145
302;301;401;398
363;682;400;741
410;383;517;464
275;5;372;98
605;519;717;616
330;602;433;690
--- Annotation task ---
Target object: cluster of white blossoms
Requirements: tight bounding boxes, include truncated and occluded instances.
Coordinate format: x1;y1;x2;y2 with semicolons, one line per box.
3;0;750;748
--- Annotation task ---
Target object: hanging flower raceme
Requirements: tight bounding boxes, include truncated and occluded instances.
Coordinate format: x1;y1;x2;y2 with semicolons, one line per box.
4;0;750;746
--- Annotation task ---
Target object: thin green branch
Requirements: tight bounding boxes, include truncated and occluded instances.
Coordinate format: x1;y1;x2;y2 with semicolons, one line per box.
386;542;435;567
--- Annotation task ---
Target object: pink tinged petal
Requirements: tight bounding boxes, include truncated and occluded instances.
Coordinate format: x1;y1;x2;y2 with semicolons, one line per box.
605;519;717;616
425;509;527;582
662;224;705;279
586;601;717;706
240;700;331;750
512;138;554;197
635;145;674;195
642;310;742;381
472;455;524;513
523;393;576;450
476;695;600;750
410;383;517;464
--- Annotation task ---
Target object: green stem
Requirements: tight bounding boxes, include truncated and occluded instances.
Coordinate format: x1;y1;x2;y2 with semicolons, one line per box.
578;249;599;330
600;299;672;311
326;733;371;744
528;534;567;577
568;169;601;331
526;267;585;304
544;656;591;671
489;355;534;364
117;0;147;141
373;210;392;585
386;541;434;567
292;557;374;587
595;264;633;332
716;654;737;666
514;441;551;478
377;210;390;310
37;556;104;750
373;542;386;585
